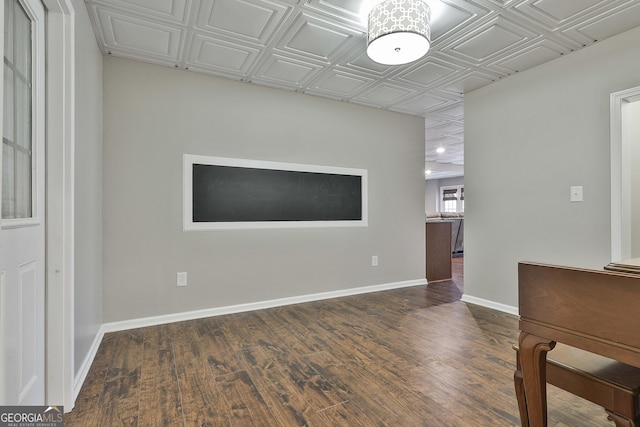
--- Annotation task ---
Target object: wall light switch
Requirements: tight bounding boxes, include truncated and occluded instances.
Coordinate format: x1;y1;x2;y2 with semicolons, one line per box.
177;272;187;287
570;186;583;202
372;256;379;267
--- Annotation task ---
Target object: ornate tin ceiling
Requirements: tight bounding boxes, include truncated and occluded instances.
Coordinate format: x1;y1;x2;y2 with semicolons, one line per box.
85;0;640;178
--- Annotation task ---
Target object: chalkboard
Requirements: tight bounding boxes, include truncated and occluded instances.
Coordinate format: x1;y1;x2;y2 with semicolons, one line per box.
183;155;368;230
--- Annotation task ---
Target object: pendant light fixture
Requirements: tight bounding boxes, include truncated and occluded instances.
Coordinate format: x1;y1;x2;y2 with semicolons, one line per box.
366;0;431;65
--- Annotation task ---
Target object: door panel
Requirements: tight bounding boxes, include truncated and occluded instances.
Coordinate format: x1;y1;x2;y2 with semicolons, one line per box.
0;0;45;405
19;259;38;402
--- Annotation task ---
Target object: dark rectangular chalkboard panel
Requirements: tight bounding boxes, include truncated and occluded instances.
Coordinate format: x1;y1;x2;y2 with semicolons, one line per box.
192;164;362;222
183;155;368;229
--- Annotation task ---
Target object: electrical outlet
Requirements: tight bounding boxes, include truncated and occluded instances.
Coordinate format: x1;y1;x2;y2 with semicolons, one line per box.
177;272;187;287
372;256;379;267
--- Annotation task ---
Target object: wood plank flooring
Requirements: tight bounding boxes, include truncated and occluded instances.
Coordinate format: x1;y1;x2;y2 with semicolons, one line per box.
66;258;613;426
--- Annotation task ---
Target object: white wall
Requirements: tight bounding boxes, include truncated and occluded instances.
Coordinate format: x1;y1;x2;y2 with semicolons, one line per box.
102;57;426;323
425;180;439;212
425;176;464;212
72;0;103;376
464;26;640;308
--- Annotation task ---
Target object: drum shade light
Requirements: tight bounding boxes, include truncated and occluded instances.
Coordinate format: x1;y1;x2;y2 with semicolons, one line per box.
367;0;431;65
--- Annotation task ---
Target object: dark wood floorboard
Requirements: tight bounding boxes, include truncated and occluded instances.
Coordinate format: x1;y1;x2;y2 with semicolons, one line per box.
66;257;612;426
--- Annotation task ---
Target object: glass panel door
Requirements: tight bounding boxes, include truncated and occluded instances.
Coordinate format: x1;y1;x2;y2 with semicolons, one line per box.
2;0;33;220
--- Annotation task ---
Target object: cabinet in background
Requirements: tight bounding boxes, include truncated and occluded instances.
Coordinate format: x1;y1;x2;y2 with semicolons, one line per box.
426;221;452;282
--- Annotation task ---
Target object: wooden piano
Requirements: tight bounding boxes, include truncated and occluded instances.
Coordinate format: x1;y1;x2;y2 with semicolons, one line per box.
517;262;640;427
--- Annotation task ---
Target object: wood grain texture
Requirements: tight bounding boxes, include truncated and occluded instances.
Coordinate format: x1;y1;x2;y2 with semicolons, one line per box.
66;258;612;426
518;262;640;426
426;221;452;282
519;262;640;353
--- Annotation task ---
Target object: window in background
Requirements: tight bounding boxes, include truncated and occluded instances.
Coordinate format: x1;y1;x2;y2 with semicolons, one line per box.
440;185;464;213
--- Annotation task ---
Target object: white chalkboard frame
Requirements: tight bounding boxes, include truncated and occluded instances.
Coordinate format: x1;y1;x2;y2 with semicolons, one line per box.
183;154;368;230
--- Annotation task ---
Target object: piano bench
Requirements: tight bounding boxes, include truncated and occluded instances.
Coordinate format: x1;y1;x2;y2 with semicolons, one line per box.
514;343;640;427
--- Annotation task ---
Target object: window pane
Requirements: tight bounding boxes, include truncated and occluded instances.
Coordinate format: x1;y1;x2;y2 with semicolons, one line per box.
3;65;14;141
2;0;34;221
16;150;32;217
16;76;31;150
444;200;456;213
2;144;15;219
4;0;14;64
14;3;31;78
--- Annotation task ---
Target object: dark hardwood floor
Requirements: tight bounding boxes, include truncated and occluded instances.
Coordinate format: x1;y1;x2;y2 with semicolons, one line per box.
66;257;611;426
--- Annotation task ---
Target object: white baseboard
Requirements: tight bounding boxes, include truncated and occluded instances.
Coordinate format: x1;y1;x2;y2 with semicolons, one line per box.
73;326;106;402
102;278;427;333
461;294;518;316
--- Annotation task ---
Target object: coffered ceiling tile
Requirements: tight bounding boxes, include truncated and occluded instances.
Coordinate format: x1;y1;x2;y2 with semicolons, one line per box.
426;157;465;167
434;152;465;164
425;116;448;127
448;16;535;63
396;59;460;88
426;158;465;167
490;38;569;73
564;1;640;44
95;7;183;60
483;0;522;7
194;0;292;45
425;135;464;163
305;70;374;98
426;121;464;136
305;0;366;29
352;83;416;107
447;149;465;163
424;169;464;179
391;92;454;115
277;12;362;62
84;0;640;168
252;54;325;88
435;102;464;119
336;50;396;77
426;143;465;162
514;0;607;30
91;0;190;23
186;34;261;74
429;0;490;41
426;135;464;149
442;70;500;94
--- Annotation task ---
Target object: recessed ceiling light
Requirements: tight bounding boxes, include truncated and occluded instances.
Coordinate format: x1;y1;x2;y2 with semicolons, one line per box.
436;147;445;154
425;169;432;175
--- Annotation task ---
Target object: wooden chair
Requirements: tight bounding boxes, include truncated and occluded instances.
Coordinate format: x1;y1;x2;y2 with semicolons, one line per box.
514;343;640;427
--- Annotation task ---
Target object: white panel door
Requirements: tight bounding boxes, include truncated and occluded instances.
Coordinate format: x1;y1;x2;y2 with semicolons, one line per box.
0;0;46;405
